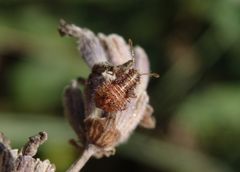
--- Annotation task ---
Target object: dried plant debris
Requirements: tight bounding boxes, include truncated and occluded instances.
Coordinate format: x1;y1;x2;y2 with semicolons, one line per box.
59;19;158;172
0;132;55;172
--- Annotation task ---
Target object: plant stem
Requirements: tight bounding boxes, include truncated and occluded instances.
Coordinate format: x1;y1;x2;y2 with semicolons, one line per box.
67;145;95;172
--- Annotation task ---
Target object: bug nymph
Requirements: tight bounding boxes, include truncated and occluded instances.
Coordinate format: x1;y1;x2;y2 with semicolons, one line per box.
94;40;159;113
94;60;140;112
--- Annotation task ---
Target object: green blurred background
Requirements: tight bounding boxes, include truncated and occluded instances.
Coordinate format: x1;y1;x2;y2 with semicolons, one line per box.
1;1;240;172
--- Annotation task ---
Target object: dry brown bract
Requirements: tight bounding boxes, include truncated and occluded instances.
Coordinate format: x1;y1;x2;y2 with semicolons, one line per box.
59;19;157;172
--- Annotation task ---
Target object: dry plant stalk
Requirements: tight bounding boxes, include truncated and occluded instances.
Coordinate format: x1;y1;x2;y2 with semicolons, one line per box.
59;19;157;172
0;132;55;172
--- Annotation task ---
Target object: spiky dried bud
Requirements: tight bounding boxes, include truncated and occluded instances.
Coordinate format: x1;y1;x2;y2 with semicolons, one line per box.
0;132;55;172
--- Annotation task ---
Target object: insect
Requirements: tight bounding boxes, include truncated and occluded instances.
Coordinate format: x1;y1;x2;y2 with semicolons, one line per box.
94;40;159;112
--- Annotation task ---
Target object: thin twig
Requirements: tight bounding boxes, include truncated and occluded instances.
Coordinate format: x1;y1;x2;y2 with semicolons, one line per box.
67;145;96;172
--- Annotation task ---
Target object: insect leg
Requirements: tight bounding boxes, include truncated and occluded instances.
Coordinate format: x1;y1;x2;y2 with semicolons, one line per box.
77;76;87;86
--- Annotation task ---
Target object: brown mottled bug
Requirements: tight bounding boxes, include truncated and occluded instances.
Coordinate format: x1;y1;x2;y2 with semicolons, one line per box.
94;40;159;112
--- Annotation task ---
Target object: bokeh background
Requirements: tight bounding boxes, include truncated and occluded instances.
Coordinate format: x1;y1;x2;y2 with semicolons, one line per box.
1;1;240;172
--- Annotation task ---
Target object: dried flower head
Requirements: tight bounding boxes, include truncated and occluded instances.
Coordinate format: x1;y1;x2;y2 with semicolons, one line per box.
59;19;158;172
0;132;55;172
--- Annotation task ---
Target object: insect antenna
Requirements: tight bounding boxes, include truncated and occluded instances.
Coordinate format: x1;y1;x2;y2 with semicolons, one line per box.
128;39;160;79
140;72;160;78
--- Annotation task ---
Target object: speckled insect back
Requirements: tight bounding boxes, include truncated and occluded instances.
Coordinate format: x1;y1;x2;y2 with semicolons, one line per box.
95;67;140;112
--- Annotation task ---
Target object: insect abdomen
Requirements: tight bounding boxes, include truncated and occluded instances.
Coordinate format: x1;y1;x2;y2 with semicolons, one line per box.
95;83;127;112
95;69;140;112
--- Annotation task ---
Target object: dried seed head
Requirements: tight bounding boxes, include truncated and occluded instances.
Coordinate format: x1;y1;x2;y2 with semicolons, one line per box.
59;20;158;172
